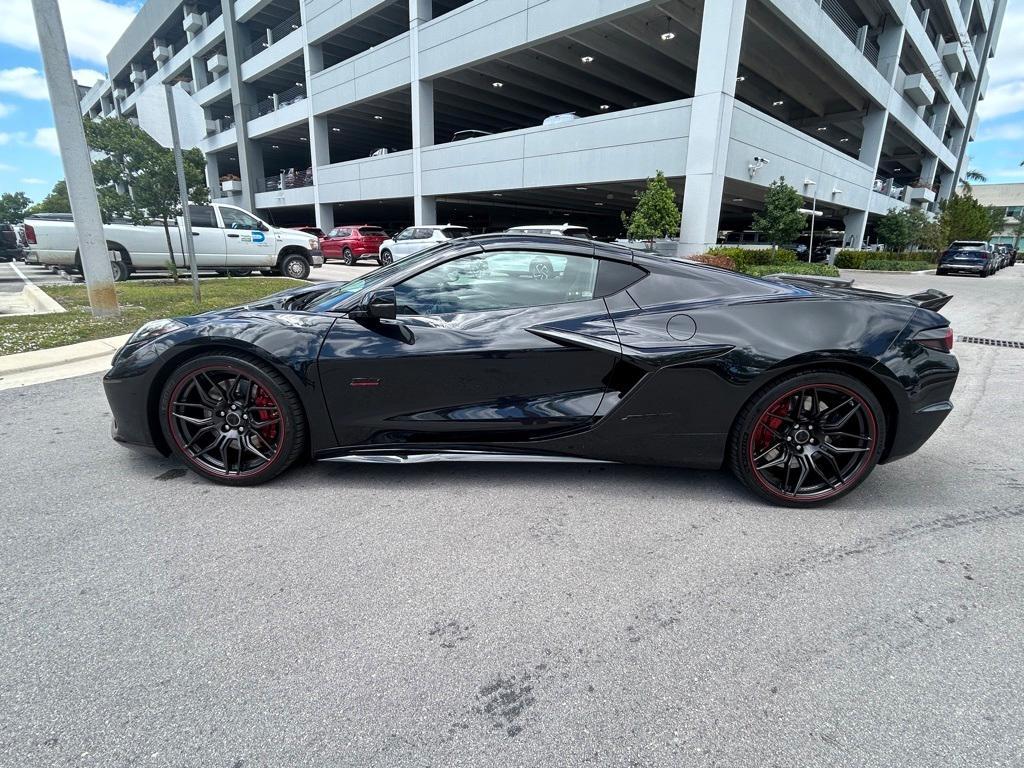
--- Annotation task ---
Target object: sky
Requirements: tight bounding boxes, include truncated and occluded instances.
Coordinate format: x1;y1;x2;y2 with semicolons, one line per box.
0;0;1020;202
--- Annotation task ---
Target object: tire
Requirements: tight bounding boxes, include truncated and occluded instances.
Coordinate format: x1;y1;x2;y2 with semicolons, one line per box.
159;353;307;486
110;257;130;282
228;268;252;277
342;247;356;266
935;269;946;276
729;370;886;507
981;268;989;278
279;253;310;280
379;249;393;266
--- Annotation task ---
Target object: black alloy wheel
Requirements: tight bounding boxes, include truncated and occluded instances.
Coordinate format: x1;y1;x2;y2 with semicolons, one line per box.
342;247;356;266
379;249;393;266
160;355;306;485
731;372;885;506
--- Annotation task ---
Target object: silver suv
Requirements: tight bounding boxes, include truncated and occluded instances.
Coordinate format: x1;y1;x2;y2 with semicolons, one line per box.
378;225;471;264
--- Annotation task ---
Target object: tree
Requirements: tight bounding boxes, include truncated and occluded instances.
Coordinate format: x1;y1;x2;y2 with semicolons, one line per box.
83;117;208;262
960;168;987;193
621;170;681;244
1011;217;1024;250
937;192;997;243
752;178;806;247
875;208;913;251
25;180;70;215
0;191;31;223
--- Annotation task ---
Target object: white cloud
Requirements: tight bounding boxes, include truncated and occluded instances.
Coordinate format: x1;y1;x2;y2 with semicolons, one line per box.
0;67;49;101
72;69;106;88
976;122;1024;143
975;81;1024;122
20;177;47;184
0;0;137;67
0;102;14;118
32;127;59;155
0;162;15;171
977;6;1024;122
0;131;26;145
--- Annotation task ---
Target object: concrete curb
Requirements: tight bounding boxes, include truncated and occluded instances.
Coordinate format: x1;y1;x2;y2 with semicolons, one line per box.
0;334;131;377
21;283;67;314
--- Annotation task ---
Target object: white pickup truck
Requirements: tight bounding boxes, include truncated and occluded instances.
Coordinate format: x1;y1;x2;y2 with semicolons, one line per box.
24;202;323;281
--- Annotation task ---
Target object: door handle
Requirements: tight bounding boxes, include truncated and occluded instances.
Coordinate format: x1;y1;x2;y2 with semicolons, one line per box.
192;232;200;236
227;233;240;238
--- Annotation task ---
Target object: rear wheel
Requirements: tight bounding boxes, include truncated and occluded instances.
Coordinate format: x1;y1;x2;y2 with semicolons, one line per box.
159;354;306;486
379;249;393;266
342;247;356;266
729;371;886;507
935;269;946;276
279;253;310;280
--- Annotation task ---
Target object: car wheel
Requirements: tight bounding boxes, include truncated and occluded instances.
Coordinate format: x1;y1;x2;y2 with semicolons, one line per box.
110;257;130;282
342;248;356;266
936;269;946;276
379;249;393;266
227;268;252;277
159;354;307;486
981;268;990;278
530;257;554;280
729;371;886;507
280;253;310;280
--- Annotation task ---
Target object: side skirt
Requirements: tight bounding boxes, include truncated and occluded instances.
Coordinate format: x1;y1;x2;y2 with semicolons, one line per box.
320;450;615;465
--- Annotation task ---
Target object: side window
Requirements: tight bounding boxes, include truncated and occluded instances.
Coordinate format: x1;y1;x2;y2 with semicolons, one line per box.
334;228;351;238
220;207;262;230
188;205;218;228
395;228;415;241
412;228;435;240
394;251;599;316
595;260;646;297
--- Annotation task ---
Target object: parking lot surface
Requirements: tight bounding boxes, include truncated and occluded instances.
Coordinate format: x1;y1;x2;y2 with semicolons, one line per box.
2;267;1022;766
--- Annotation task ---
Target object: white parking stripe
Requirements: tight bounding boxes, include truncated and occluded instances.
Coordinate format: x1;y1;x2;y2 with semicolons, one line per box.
9;260;32;285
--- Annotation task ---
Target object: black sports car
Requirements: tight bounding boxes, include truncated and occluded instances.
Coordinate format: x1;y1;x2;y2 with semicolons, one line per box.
103;234;958;506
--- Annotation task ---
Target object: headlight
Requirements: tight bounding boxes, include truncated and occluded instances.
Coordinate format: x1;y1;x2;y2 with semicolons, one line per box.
309;239;317;250
127;318;186;347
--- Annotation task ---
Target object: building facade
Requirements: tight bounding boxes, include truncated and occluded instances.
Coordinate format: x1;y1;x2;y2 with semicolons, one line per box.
78;0;1007;251
972;183;1024;248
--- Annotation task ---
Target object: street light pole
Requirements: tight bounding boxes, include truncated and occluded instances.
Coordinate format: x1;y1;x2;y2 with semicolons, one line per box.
804;178;819;263
30;0;119;316
164;83;201;304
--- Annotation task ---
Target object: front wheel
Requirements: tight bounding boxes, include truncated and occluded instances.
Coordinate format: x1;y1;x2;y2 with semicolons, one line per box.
729;371;886;507
379;249;393;266
279;253;310;280
159;354;307;486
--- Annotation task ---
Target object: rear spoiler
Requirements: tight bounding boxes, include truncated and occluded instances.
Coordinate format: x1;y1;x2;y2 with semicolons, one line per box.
905;288;952;311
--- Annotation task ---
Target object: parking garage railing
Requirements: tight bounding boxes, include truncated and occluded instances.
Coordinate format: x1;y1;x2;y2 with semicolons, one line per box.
248;84;306;120
815;0;882;72
256;167;314;193
242;12;302;61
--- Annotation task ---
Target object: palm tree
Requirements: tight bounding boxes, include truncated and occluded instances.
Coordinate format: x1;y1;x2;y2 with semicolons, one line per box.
960;168;987;193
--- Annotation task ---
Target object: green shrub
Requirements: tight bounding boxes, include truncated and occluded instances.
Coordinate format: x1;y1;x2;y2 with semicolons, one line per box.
742;263;841;278
836;249;940;268
861;259;933;272
709;247;797;268
691;253;737;270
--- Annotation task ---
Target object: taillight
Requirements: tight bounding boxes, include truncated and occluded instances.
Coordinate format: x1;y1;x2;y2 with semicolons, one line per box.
25;223;35;244
915;327;954;353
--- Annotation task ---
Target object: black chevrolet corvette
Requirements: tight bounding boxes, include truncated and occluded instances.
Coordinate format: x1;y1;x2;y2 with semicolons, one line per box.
103;234;958;506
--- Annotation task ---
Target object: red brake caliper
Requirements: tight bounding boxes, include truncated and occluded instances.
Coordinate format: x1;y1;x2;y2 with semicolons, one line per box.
253;388;279;444
754;400;789;452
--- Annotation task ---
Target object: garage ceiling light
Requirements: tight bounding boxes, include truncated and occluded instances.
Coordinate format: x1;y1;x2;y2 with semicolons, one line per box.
581;55;595;63
817;126;827;131
299;137;308;141
271;144;279;149
492;81;503;88
839;137;849;143
599;104;610;110
373;115;383;120
736;76;745;82
331;127;341;132
661;31;675;41
576;187;588;191
773;99;784;106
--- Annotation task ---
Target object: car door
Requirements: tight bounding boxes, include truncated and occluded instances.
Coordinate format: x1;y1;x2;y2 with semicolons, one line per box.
317;246;623;448
183;205;226;268
322;228;348;259
218;206;276;269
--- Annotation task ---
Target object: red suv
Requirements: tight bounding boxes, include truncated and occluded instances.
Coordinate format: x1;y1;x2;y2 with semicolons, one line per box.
321;226;390;265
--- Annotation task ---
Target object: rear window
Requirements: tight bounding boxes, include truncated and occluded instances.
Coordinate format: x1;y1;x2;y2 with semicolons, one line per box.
564;228;591;239
358;227;387;237
441;228;469;239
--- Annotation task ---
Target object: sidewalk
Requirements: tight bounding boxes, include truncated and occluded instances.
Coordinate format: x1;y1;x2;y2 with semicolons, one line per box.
0;334;131;391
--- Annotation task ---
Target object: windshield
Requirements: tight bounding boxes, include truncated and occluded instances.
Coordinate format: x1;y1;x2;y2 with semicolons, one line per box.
304;244;453;312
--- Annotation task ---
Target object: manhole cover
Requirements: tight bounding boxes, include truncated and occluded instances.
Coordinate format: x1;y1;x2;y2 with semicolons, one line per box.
958;336;1024;350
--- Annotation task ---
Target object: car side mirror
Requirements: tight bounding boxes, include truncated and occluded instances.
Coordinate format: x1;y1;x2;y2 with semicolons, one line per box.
258;222;269;232
354;288;397;321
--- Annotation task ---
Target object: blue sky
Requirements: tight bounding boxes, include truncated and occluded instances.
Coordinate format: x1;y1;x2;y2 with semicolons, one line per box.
0;0;1020;202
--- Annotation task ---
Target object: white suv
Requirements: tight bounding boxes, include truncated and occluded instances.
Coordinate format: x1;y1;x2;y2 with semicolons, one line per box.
378;225;470;264
506;224;591;240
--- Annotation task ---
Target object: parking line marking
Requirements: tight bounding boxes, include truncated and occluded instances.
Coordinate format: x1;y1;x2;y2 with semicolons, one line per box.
9;260;32;285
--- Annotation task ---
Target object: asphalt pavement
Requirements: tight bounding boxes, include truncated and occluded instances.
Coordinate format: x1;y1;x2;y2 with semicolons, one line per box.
0;261;67;295
1;266;1022;767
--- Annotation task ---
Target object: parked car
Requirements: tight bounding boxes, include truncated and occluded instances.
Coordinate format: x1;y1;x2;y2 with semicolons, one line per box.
321;226;390;265
377;225;470;265
370;148;397;157
25;203;324;280
936;247;994;277
506;224;591;240
0;223;23;262
292;226;326;239
103;234;958;507
720;230;808;257
450;130;492;142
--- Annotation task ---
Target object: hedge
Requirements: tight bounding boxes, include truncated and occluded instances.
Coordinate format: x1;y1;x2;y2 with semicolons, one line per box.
708;246;798;268
860;259;934;272
835;250;939;268
742;263;841;278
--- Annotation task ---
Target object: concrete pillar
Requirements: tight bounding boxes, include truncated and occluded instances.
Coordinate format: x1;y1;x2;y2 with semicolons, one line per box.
920;155;940;187
677;0;747;257
844;210;869;249
410;0;435;225
859;106;888;173
302;0;332;232
190;56;210;90
206;153;221;197
876;17;906;86
220;0;261;211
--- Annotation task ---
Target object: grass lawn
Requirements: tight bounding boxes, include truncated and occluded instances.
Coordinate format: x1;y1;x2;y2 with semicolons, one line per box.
0;278;300;356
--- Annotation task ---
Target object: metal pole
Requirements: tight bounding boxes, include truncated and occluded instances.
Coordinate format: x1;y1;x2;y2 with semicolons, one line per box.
31;0;119;316
809;190;818;263
164;83;201;303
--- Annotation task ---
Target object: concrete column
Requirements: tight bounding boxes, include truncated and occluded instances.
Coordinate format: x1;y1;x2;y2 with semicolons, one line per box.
302;0;332;231
843;210;869;249
410;0;435;225
920;155;940;187
876;16;906;86
220;0;261;211
206;153;221;197
190;56;210;90
677;0;747;257
856;14;906;179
